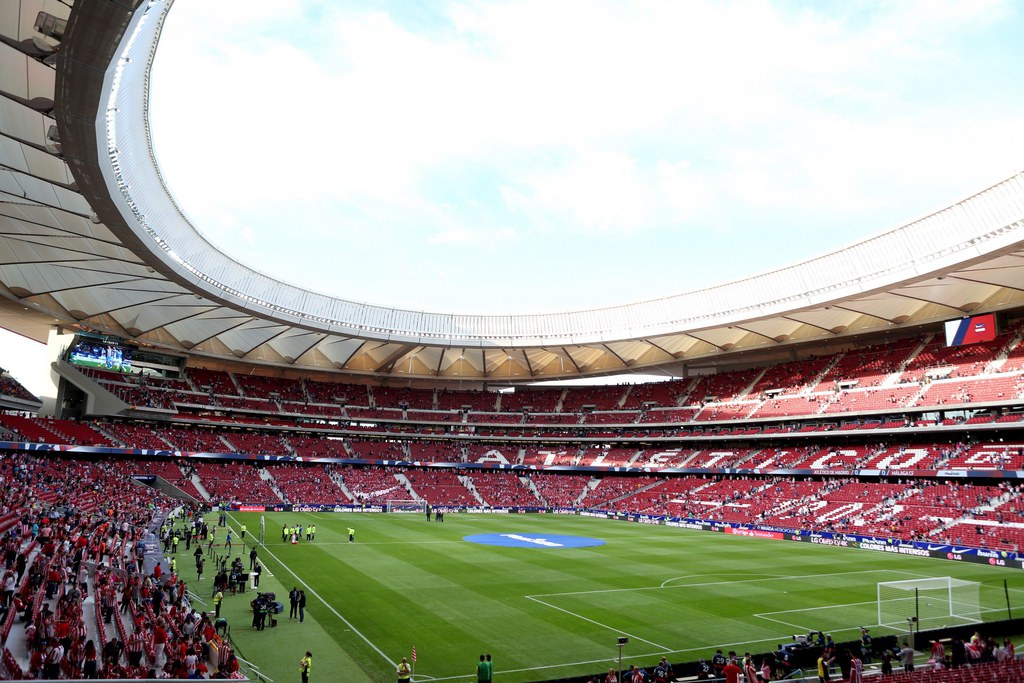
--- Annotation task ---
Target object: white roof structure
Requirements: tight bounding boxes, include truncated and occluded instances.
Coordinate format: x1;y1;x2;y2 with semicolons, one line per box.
1;0;1024;382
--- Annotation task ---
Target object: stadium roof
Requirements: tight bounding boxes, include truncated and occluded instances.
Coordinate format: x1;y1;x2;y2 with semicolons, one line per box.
1;0;1024;383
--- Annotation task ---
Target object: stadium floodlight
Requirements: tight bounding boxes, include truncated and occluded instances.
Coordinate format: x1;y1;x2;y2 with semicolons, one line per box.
877;577;982;631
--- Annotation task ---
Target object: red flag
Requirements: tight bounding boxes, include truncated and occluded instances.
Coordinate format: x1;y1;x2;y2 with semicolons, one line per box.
411;646;417;663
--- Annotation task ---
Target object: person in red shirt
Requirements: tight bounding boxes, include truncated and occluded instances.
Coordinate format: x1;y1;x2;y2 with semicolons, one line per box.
722;653;743;683
153;620;168;666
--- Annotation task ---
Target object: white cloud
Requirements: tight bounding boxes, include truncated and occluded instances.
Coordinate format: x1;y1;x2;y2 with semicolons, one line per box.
429;227;517;246
148;0;1024;312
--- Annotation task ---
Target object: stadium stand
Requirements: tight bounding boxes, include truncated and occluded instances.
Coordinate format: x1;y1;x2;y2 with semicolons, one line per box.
0;369;40;403
404;469;476;507
265;463;350;505
468;471;540;507
192;461;281;505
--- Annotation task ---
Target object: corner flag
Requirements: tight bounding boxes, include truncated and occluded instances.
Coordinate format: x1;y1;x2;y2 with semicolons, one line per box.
411;645;417;663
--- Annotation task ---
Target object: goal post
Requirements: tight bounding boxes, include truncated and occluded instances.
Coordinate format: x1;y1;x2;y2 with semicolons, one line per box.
877;577;982;631
386;499;427;514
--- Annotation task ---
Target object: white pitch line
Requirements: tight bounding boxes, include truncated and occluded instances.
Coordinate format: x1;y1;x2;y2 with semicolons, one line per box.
536;569;922;598
756;599;878;617
752;613;814;631
225;514;397;670
525;595;671;651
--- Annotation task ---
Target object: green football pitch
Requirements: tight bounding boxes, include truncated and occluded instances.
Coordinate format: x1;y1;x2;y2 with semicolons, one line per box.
173;512;1024;683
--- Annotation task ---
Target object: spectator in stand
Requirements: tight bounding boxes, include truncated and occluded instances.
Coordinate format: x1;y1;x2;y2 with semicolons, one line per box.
722;653;742;683
859;627;872;664
817;650;834;683
849;650;864;683
695;657;711;680
711;649;726;679
899;641;916;672
653;656;672;683
82;638;99;679
742;653;757;683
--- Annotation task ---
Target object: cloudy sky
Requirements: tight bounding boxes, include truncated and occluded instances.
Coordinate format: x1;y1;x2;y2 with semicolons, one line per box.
147;0;1024;316
6;0;1024;396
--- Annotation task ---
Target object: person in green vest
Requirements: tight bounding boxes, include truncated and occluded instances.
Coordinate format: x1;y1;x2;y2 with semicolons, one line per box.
396;656;411;683
299;651;312;683
348;527;355;543
214;588;223;618
240;523;247;539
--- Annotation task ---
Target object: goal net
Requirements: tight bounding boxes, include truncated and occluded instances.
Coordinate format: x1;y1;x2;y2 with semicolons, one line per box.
877;577;982;630
386;499;427;514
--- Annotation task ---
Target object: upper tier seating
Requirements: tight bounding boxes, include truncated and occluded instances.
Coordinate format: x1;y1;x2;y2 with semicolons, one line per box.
819;385;921;414
639;407;699;423
499;388;562;413
0;414;66;443
621;379;688;409
915;375;1021;406
521;447;579;467
288;434;348;458
901;332;1012;382
98;422;174;450
347;440;407;460
464;444;521;465
687;368;762;404
372;387;432;410
304;379;368;405
407;442;464;463
747;357;832;398
186;368;237;395
812;338;920;391
560;385;628;412
234;374;305;401
156;427;229;453
435;389;499;412
0;369;39;402
222;432;291;456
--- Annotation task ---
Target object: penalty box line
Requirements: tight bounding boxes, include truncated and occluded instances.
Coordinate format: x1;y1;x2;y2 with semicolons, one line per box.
531;569;923;599
753;599;879;632
524;594;672;651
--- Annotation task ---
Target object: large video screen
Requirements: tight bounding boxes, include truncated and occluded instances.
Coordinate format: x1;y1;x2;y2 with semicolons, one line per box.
943;313;997;347
67;338;134;373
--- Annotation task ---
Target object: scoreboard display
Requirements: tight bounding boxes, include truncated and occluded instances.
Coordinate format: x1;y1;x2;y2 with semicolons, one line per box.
943;313;997;347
